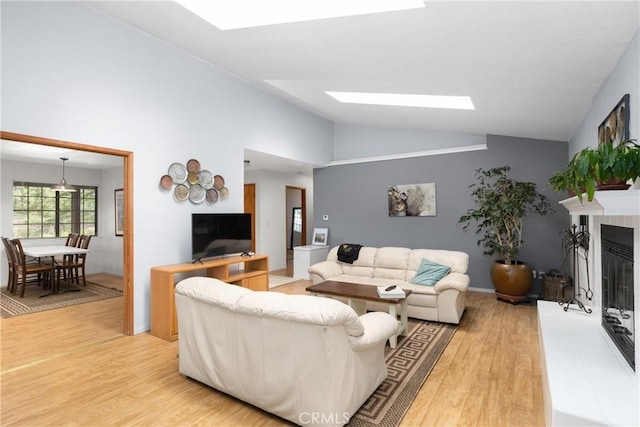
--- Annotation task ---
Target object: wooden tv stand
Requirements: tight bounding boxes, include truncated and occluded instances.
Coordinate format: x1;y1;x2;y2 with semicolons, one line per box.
150;254;269;341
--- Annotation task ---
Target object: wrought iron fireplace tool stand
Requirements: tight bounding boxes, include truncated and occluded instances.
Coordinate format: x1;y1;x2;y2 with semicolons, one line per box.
559;224;592;314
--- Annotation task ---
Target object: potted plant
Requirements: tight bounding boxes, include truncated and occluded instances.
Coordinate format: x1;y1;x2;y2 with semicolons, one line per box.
593;138;640;189
548;139;640;202
459;166;554;303
548;149;595;201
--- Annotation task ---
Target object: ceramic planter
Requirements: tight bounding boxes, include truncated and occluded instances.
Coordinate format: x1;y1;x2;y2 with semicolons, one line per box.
490;260;533;303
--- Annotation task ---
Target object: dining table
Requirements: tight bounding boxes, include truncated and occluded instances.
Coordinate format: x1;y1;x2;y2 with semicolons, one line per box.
22;245;90;297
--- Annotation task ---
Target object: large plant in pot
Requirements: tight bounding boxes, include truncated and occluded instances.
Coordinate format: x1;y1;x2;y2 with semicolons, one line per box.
459;166;554;303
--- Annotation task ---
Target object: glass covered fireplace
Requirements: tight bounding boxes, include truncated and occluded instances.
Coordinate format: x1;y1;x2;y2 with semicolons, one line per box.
601;224;635;371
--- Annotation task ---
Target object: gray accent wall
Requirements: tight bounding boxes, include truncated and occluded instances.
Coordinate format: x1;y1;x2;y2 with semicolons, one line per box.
314;133;569;293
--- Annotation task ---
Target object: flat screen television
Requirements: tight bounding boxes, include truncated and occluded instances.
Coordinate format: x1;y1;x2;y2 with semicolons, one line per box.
191;213;252;261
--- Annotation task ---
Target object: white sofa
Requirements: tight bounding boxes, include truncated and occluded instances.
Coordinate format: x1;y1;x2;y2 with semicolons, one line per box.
308;246;470;324
175;276;398;427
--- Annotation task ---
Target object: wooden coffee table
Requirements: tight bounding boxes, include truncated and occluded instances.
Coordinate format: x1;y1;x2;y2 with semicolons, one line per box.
306;280;412;348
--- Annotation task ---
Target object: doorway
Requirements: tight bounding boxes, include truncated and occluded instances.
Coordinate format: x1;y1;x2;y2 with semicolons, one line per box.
0;131;134;335
244;183;256;252
286;186;306;271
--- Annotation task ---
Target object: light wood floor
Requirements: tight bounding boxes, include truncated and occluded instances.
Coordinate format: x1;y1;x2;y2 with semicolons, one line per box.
0;275;544;426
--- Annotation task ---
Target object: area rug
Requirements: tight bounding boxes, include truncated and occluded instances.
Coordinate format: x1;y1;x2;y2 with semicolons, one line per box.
0;281;123;318
268;275;301;289
348;319;457;427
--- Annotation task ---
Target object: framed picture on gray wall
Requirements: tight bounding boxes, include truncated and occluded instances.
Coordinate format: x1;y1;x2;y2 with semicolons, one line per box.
388;183;436;217
312;227;328;245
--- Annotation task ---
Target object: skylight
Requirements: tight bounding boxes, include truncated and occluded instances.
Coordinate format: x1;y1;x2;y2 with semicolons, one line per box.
174;0;426;30
325;92;476;110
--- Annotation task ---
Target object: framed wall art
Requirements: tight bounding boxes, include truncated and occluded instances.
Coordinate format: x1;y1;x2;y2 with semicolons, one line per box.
312;227;329;246
388;182;436;217
598;94;629;146
115;188;124;236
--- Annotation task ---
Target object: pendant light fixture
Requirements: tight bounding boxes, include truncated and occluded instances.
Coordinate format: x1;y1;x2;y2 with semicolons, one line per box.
51;157;77;192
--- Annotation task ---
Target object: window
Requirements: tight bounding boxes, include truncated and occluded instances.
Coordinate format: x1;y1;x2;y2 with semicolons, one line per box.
12;182;98;238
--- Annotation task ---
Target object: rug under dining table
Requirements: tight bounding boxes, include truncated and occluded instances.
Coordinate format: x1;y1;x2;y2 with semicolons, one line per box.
0;281;122;318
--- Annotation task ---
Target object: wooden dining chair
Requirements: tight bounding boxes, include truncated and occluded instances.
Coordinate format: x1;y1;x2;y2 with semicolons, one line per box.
55;233;80;284
10;238;52;298
75;234;92;286
2;237;17;294
56;234;92;287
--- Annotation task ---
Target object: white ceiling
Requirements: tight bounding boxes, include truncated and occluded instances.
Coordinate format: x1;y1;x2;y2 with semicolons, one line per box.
84;0;639;142
4;1;639;171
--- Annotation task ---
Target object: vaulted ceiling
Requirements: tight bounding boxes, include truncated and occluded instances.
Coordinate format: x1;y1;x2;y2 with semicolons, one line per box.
3;1;639;170
84;0;639;141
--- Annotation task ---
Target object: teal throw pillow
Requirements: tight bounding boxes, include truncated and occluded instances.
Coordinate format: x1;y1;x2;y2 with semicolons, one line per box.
411;258;451;286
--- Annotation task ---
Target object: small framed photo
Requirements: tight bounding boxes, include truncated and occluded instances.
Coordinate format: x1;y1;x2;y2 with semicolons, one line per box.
312;227;329;246
114;188;124;236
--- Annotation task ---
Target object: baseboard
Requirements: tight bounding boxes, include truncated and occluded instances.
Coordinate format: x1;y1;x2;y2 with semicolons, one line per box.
468;286;540;301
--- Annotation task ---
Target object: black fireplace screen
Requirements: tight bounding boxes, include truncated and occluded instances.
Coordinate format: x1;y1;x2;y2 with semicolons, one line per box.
601;224;635;371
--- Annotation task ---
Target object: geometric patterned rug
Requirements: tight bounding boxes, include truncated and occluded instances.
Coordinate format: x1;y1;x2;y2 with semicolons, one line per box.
348;319;457;427
0;281;122;318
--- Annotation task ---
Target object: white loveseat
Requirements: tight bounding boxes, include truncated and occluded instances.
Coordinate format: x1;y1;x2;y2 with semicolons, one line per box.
175;276;398;427
308;246;470;324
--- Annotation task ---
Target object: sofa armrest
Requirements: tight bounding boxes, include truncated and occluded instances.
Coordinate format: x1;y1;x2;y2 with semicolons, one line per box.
308;261;343;282
433;272;470;293
347;312;398;351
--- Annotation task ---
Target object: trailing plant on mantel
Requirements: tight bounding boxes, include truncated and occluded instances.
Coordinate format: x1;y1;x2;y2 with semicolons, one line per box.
459;166;553;265
548;139;640;202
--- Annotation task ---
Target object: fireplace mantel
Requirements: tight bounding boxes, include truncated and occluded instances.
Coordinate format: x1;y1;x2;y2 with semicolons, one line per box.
559;189;640;216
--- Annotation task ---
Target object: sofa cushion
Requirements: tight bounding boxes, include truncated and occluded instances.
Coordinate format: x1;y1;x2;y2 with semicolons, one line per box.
411;258;451;286
408;249;468;274
373;247;411;280
374;247;411;269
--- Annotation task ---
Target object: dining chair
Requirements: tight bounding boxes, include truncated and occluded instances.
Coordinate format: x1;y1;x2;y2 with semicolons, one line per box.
2;237;17;294
55;233;80;284
75;234;92;286
56;234;92;287
10;238;52;298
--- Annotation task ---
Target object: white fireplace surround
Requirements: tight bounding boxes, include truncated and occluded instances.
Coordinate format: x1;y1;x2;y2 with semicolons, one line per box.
538;190;639;426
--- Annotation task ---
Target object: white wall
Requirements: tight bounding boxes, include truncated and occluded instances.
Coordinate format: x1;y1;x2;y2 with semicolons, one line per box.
100;166;125;276
1;1;333;334
333;123;487;161
245;170;313;270
570;29;639;162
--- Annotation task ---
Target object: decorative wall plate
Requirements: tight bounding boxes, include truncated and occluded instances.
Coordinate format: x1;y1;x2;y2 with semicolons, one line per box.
213;175;225;190
174;184;189;201
198;170;213;188
186;158;201;174
163;160;228;204
188;184;206;204
168;162;187;184
187;171;199;185
160;175;173;190
219;187;229;199
206;188;219;203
